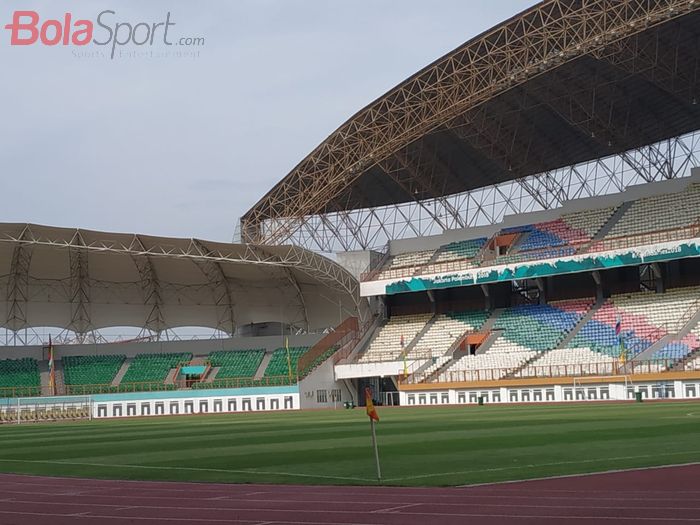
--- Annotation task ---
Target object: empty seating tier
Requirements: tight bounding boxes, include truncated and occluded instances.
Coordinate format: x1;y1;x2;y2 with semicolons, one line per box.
364;183;698;283
120;352;192;387
0;358;41;397
360;313;432;362
571;287;700;359
63;355;125;391
518;347;617;378
434;238;487;264
683;323;700;370
263;346;308;382
410;310;490;360
208;349;265;379
605;183;700;239
490;301;591;353
378;250;434;280
437;299;592;381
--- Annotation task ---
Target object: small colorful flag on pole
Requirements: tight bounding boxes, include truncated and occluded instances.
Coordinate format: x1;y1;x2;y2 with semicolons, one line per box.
48;335;56;396
365;386;379;422
615;316;622;336
365;386;381;482
619;336;627;365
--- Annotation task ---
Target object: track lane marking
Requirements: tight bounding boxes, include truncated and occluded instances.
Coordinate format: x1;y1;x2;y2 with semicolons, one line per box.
3;496;700;513
0;508;699;523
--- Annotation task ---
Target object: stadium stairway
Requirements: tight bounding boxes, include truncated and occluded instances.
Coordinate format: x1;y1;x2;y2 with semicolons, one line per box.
111;358;132;386
254;352;274;380
403;313;438;354
640;301;700;363
586;202;631;244
418;247;447;272
505;231;529;256
674;304;700;340
506;300;599;378
164;367;179;385
338;315;382;364
38;360;50;393
473;329;504;355
673;344;700;371
632;335;675;361
417;310;502;381
556;298;603;349
473;309;503;355
54;361;66;396
203;367;220;383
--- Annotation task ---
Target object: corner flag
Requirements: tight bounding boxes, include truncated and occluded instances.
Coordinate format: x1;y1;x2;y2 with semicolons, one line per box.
365;387;379;422
364;386;381;481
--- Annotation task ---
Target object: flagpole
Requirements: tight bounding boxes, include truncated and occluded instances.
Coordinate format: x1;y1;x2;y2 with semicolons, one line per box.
364;386;382;483
369;417;381;482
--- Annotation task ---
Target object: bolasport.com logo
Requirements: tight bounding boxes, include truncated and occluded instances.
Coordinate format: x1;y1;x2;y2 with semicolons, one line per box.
3;10;205;59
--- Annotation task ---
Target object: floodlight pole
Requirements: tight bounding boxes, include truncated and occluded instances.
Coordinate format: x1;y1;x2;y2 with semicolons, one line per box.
369;418;381;482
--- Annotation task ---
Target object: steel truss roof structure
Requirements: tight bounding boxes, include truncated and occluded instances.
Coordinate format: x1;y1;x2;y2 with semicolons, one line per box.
242;0;700;252
0;224;361;345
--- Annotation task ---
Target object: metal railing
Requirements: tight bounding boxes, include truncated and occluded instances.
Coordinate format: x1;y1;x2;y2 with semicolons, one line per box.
358;242;391;282
403;358;678;385
333;316;379;364
296;317;359;378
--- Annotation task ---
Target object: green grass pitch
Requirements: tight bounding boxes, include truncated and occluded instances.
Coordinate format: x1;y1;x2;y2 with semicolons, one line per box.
1;402;700;486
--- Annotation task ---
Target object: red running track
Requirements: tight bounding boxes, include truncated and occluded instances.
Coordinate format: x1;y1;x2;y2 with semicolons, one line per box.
1;464;700;524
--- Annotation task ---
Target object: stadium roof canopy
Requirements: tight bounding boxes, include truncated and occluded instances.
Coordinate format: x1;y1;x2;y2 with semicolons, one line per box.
242;0;700;251
0;224;360;339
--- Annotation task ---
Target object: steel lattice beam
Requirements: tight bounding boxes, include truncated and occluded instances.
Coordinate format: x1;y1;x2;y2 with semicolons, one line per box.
189;239;237;335
129;235;166;338
0;229;362;328
258;130;700;251
242;0;699;248
67;231;91;340
5;225;33;335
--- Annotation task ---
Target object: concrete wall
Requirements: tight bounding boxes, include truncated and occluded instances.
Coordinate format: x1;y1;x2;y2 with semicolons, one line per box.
298;358;351;409
334;360;424;380
0;386;300;420
336;250;384;281
398;378;699;405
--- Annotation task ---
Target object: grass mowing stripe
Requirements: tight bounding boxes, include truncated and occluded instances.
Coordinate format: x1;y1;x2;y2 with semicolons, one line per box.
0;458;374;482
383;451;700;481
1;402;699;486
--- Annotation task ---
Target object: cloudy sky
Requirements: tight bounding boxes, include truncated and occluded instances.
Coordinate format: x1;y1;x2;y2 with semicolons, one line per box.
1;0;532;242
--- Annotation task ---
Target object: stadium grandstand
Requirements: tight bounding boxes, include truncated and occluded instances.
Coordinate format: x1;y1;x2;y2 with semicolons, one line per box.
2;0;700;427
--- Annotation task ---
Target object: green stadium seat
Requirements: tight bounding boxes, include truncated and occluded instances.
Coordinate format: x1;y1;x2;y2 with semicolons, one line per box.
0;358;41;397
62;355;125;395
119;352;192;391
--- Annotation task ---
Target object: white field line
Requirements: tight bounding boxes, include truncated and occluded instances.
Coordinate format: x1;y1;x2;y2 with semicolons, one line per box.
0;458;372;483
385;451;700;482
460;461;700;488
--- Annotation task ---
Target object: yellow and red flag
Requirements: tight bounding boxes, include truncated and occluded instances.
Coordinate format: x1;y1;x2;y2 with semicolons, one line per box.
365;387;379;422
48;335;56;395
